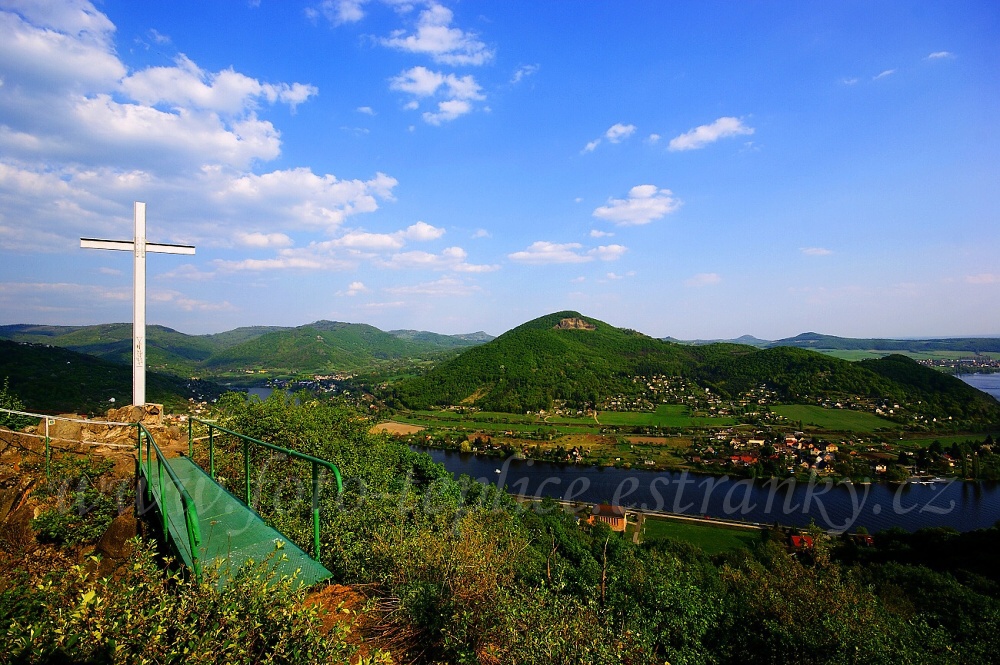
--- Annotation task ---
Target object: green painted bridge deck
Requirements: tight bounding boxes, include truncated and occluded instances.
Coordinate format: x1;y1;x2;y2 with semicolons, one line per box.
150;455;332;588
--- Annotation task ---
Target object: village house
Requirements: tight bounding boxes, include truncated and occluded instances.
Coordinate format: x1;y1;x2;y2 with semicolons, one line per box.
585;504;628;532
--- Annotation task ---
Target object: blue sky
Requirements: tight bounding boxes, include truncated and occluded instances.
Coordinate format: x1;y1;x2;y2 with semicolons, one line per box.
1;1;997;339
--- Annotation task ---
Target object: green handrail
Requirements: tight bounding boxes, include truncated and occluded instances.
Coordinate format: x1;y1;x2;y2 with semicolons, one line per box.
137;423;203;581
187;418;342;562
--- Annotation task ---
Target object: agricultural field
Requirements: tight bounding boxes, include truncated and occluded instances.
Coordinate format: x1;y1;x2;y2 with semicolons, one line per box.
771;404;898;433
641;516;761;554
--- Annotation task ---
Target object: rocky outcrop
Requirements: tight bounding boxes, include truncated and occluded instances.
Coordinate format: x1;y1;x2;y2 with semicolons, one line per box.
553;317;596;331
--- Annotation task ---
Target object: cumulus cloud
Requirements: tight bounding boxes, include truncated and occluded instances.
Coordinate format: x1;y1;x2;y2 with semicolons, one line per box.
386;245;497;272
310;0;368;25
590;244;627;261
511;64;539;84
582;122;636;152
389;66;483;124
605;123;636;143
342;280;368;295
800;247;833;256
357;105;374;115
668;117;754;151
381;2;493;66
385;276;480;296
592;185;680;226
121;54;317;113
684;273;722;287
589;229;613;238
508;241;626;265
237;232;294;248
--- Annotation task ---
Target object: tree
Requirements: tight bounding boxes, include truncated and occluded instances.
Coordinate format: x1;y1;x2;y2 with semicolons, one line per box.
0;377;33;430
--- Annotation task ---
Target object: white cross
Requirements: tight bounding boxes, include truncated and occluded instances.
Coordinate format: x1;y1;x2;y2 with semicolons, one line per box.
81;202;195;407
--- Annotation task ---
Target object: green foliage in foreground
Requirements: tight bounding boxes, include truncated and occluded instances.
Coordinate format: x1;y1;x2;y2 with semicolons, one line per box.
200;393;1000;663
1;542;359;664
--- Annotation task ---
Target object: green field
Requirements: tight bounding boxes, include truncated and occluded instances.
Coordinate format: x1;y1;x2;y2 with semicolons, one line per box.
553;404;737;428
641;517;760;554
771;404;897;432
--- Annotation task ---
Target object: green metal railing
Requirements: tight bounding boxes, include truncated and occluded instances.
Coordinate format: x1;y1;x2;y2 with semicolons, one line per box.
137;422;203;581
187;418;342;562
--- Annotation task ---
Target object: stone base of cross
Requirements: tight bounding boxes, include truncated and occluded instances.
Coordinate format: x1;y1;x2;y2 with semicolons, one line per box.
81;202;195;406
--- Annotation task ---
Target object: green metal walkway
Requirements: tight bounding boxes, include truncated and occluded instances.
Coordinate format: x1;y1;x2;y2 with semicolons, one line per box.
138;421;342;589
149;456;332;588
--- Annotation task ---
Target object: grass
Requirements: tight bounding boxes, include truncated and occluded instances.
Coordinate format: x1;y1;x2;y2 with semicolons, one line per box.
641;516;760;554
771;404;898;432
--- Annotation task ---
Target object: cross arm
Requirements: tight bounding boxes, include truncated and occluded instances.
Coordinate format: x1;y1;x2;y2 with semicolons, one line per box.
81;238;196;255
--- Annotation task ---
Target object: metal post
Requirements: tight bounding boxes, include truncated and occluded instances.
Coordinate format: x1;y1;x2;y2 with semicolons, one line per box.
44;418;51;481
244;439;250;506
158;454;166;535
188;418;193;458
312;462;321;561
209;426;215;479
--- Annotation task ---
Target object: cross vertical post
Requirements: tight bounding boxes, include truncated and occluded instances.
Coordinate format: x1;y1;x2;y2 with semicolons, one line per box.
81;202;195;407
133;202;147;407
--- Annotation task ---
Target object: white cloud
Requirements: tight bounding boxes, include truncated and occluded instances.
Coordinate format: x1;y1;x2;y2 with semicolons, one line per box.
402;220;445;241
390;66;483;124
589;229;613;238
647;133;661;144
684;273;722;287
605;123;636;143
508;241;591;265
148;29;170;45
472;228;490;239
357;105;374;115
592;185;680;226
158;264;215;281
668;117;754;151
121;54;317;113
927;51;954;60
343;280;368;295
387;245;497;272
840;77;859;85
423;98;472;125
237;232;294;248
312;0;369;25
381;2;493;66
873;69;896;81
800;247;832;256
385;276;480;296
965;273;999;285
583;122;636;153
590;244;627;261
511;64;538;84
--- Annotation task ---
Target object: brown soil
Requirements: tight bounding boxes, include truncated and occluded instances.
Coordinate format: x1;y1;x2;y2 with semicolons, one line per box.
371;421;424;435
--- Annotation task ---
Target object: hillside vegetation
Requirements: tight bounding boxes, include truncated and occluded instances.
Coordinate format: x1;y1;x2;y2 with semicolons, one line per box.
0;340;221;413
0;321;488;380
391;311;1000;422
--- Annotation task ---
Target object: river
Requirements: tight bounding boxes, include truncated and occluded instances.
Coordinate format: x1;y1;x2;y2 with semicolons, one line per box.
418;448;1000;533
958;373;1000;400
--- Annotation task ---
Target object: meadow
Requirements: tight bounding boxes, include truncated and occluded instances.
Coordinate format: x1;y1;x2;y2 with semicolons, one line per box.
641;516;761;554
771;404;898;432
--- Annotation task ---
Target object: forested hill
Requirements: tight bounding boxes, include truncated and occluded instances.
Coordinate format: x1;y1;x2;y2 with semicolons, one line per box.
0;340;221;413
0;321;487;377
200;321;477;372
390;311;697;412
390;311;1000;421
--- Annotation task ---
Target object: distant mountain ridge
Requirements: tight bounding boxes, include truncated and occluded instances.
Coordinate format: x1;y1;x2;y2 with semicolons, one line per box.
0;321;492;377
664;331;1000;352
